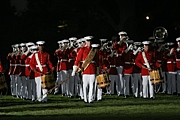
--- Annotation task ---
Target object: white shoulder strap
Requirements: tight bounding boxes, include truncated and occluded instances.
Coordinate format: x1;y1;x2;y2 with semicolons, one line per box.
142;52;151;70
35;53;43;72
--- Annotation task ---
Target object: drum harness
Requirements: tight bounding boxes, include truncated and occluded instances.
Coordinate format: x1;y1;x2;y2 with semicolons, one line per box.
39;48;98;100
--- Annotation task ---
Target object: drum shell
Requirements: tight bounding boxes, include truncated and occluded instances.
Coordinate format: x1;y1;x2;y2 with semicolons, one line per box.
96;73;110;88
41;73;55;89
0;74;7;89
149;69;163;84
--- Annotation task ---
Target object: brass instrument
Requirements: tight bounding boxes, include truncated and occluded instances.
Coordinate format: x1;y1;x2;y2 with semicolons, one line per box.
153;26;168;41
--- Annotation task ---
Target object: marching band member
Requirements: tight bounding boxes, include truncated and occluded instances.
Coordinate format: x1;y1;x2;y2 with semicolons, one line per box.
155;40;167;93
68;37;78;98
75;38;86;99
54;40;62;95
13;44;22;98
54;39;69;96
163;42;176;95
107;46;119;96
30;41;54;102
132;42;143;98
21;42;35;100
71;36;99;103
135;41;159;99
122;40;135;98
29;45;38;101
175;37;180;96
6;44;16;97
114;31;127;96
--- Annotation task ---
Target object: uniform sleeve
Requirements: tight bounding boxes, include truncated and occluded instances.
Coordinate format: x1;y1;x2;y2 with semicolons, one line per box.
47;53;54;69
74;48;83;66
29;53;36;71
135;52;143;68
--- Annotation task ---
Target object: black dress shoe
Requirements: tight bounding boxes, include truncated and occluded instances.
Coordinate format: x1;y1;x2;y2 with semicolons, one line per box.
150;97;155;100
125;95;129;98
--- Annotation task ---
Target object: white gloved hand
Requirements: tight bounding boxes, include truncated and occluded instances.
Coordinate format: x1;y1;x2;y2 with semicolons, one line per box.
133;47;141;55
71;66;78;76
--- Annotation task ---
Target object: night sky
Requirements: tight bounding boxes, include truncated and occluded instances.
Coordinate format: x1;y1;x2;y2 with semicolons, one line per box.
1;0;180;65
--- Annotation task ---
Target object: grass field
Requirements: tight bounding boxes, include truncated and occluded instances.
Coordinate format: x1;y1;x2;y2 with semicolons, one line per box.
0;93;180;120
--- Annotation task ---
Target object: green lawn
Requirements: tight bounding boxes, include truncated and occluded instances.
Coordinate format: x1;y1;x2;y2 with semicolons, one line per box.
0;93;180;120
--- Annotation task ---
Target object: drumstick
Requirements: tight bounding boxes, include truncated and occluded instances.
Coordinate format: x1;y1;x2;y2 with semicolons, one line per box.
37;75;72;101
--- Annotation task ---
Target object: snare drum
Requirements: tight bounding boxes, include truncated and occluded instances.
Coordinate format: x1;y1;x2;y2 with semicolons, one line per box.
41;73;55;89
0;73;7;89
149;69;163;84
96;73;110;88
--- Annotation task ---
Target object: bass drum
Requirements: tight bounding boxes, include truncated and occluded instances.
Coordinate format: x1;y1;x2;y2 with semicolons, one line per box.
96;73;110;88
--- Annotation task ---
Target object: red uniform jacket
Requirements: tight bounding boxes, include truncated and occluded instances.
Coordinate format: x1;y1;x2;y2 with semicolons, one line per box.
21;52;32;77
6;53;15;75
135;50;157;76
13;52;21;75
107;55;118;75
175;47;180;70
113;41;126;66
68;47;77;70
74;46;99;74
122;50;135;74
99;49;110;74
54;48;69;71
30;51;54;77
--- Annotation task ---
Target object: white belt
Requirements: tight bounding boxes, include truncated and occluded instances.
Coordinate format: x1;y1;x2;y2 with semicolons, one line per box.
69;59;75;61
176;59;180;61
167;61;176;63
125;62;134;64
144;63;153;65
58;59;67;62
36;65;46;67
157;60;162;62
110;65;116;67
21;64;29;67
10;64;16;66
15;64;21;66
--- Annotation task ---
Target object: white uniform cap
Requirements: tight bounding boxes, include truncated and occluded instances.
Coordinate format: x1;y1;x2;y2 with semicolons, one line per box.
14;44;19;48
26;42;35;47
69;37;77;41
76;39;82;43
134;42;142;46
176;37;180;42
11;44;15;48
36;41;45;46
57;40;63;44
91;44;100;48
30;45;38;50
81;38;86;42
99;39;107;42
118;31;127;36
167;42;174;46
62;39;69;43
142;41;151;45
148;36;155;40
84;36;93;40
20;43;26;47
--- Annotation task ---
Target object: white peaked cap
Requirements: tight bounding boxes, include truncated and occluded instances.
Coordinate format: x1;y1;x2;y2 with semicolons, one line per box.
26;42;35;47
14;44;19;47
62;39;69;43
91;44;100;48
20;43;26;47
30;45;38;50
176;37;180;42
76;39;82;43
84;36;93;40
99;39;107;42
142;41;151;45
167;42;174;46
134;42;142;46
69;37;77;41
36;41;45;45
11;44;15;48
57;40;63;44
118;31;127;36
81;38;86;42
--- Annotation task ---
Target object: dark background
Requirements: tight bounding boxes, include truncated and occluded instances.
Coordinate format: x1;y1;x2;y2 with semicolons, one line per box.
1;0;180;70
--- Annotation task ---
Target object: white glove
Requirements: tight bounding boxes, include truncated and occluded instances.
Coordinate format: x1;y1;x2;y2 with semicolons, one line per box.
168;48;174;56
133;47;141;55
71;66;78;76
125;44;133;53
